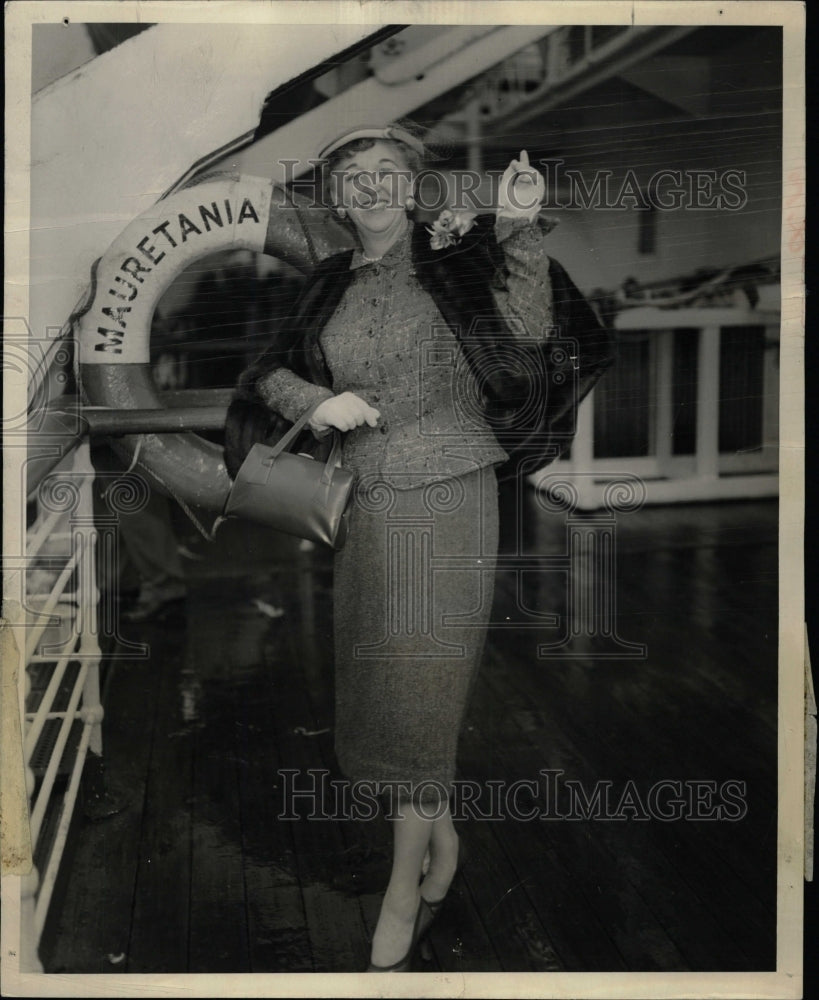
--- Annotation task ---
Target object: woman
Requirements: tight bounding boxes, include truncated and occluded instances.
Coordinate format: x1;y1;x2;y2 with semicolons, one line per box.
225;122;554;971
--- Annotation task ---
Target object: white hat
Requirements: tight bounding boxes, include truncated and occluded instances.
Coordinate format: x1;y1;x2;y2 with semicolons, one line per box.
317;124;425;161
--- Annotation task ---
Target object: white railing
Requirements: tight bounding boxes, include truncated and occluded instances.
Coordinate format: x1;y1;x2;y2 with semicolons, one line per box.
18;440;104;970
535;304;781;509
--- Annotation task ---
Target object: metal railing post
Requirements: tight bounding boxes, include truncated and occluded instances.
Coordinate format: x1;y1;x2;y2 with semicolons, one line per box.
73;442;104;757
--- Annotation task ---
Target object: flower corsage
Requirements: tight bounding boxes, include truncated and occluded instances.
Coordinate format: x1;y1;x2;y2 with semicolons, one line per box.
426;208;478;250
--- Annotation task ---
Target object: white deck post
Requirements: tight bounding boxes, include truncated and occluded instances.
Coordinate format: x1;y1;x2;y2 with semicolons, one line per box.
74;442;104;757
655;329;674;474
572;392;599;508
695;325;721;479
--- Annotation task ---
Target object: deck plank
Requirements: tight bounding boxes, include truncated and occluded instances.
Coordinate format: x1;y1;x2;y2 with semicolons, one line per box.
485;528;777;971
266;564;373;973
125;614;195;973
458;676;632;972
462;664;691;971
233;674;313;973
40;498;779;976
186;589;252;972
200;558;319;973
39;646;162;973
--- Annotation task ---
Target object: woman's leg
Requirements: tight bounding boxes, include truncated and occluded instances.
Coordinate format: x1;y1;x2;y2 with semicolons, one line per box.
370;799;463;965
421;804;460;904
370;802;432;966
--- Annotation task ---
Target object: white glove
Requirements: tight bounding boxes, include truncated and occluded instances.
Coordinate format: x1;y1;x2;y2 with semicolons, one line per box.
310;391;380;433
497;149;545;223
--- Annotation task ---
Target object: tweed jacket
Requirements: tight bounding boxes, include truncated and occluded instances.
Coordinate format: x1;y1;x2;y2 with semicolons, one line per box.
223;215;613;482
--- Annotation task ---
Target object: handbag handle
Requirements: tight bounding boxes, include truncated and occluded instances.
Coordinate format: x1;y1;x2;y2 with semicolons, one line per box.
264;400;343;486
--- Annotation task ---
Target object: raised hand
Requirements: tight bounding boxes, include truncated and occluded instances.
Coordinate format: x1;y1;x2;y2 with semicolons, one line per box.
497;149;545;221
310;391;381;433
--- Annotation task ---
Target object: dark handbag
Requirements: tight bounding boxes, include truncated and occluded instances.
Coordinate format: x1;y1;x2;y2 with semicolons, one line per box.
221;402;355;550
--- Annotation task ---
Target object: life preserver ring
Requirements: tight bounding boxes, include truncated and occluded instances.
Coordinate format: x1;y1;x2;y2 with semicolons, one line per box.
77;173;345;512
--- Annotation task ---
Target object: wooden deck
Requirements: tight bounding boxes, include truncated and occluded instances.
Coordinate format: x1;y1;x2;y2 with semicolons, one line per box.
40;491;779;975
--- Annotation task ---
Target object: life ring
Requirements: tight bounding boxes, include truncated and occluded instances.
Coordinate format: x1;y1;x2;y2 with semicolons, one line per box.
77;173;347;512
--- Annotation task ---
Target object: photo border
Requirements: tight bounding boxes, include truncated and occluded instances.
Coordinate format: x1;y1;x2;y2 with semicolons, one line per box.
2;2;806;997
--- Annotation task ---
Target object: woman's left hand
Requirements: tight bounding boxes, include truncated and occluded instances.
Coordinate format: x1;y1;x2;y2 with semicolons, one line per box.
497;149;545;222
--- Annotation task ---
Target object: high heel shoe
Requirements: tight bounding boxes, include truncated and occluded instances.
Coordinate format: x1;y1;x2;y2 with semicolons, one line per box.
414;838;467;963
366;896;435;972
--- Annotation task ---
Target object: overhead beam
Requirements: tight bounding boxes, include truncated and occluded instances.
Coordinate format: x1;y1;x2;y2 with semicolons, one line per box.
369;25;499;84
450;26;697;138
223;26;558;183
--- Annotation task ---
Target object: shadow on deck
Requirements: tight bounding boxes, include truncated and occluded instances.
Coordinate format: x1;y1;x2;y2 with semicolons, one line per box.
40;489;779;975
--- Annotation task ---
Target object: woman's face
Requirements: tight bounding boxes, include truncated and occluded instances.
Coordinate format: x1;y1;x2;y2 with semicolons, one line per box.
331;140;414;237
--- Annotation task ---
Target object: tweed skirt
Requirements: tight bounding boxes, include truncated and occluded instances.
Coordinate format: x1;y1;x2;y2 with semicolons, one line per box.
333;466;499;805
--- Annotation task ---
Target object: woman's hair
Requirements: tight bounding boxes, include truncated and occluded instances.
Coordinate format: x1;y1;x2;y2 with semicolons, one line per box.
320;124;426;210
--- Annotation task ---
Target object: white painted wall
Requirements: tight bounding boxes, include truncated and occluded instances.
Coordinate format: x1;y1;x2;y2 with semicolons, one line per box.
547;29;783;291
31;24;97;94
560;127;781;291
26;22;380;343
